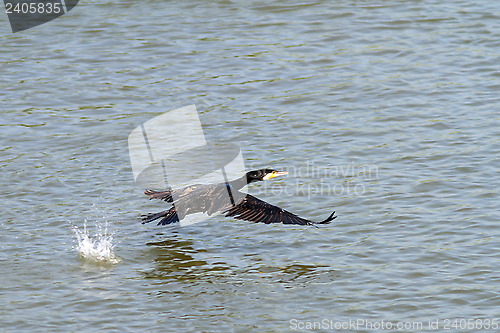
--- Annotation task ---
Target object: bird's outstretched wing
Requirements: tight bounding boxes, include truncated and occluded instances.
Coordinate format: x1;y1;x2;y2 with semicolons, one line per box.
142;207;179;225
223;194;336;226
144;189;173;202
144;184;204;203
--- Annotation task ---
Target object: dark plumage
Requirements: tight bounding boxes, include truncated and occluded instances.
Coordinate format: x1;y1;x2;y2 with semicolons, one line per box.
142;169;337;227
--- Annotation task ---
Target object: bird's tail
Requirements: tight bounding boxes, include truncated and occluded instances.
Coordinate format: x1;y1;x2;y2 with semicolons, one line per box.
142;207;179;226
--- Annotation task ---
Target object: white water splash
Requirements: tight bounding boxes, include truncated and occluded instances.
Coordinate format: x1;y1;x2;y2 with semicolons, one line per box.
72;204;119;264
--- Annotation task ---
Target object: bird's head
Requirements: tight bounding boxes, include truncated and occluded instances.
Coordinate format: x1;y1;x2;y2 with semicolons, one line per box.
246;169;288;183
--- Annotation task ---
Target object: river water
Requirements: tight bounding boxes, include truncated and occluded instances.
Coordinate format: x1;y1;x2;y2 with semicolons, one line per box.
1;1;500;332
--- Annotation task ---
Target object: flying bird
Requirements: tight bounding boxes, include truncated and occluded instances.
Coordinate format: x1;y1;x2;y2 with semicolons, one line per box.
142;169;336;226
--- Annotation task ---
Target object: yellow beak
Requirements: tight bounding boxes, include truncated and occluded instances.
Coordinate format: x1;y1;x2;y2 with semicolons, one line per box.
263;170;288;180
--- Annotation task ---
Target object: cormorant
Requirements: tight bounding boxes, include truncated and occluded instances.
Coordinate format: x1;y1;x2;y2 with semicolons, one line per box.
142;169;337;226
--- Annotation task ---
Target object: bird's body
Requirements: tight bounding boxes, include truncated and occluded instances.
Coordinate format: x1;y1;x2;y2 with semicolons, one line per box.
142;169;336;226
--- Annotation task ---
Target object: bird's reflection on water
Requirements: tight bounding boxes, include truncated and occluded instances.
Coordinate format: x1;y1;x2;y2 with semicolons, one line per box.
141;236;217;282
141;236;339;285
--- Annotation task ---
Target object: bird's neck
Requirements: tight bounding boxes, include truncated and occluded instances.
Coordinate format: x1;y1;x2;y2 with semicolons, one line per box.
228;175;251;191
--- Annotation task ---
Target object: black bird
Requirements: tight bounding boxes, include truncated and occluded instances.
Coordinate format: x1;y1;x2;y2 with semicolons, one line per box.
142;169;337;226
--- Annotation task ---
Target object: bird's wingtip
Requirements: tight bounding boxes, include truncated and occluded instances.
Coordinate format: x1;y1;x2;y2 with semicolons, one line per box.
317;211;337;225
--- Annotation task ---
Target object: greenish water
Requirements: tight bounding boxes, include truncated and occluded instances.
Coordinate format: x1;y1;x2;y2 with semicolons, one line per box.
1;1;500;332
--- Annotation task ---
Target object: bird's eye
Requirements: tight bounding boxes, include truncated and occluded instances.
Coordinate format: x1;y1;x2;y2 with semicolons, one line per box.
272;171;276;174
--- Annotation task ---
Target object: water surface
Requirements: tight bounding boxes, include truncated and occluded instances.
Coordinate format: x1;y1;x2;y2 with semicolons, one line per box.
1;1;500;332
